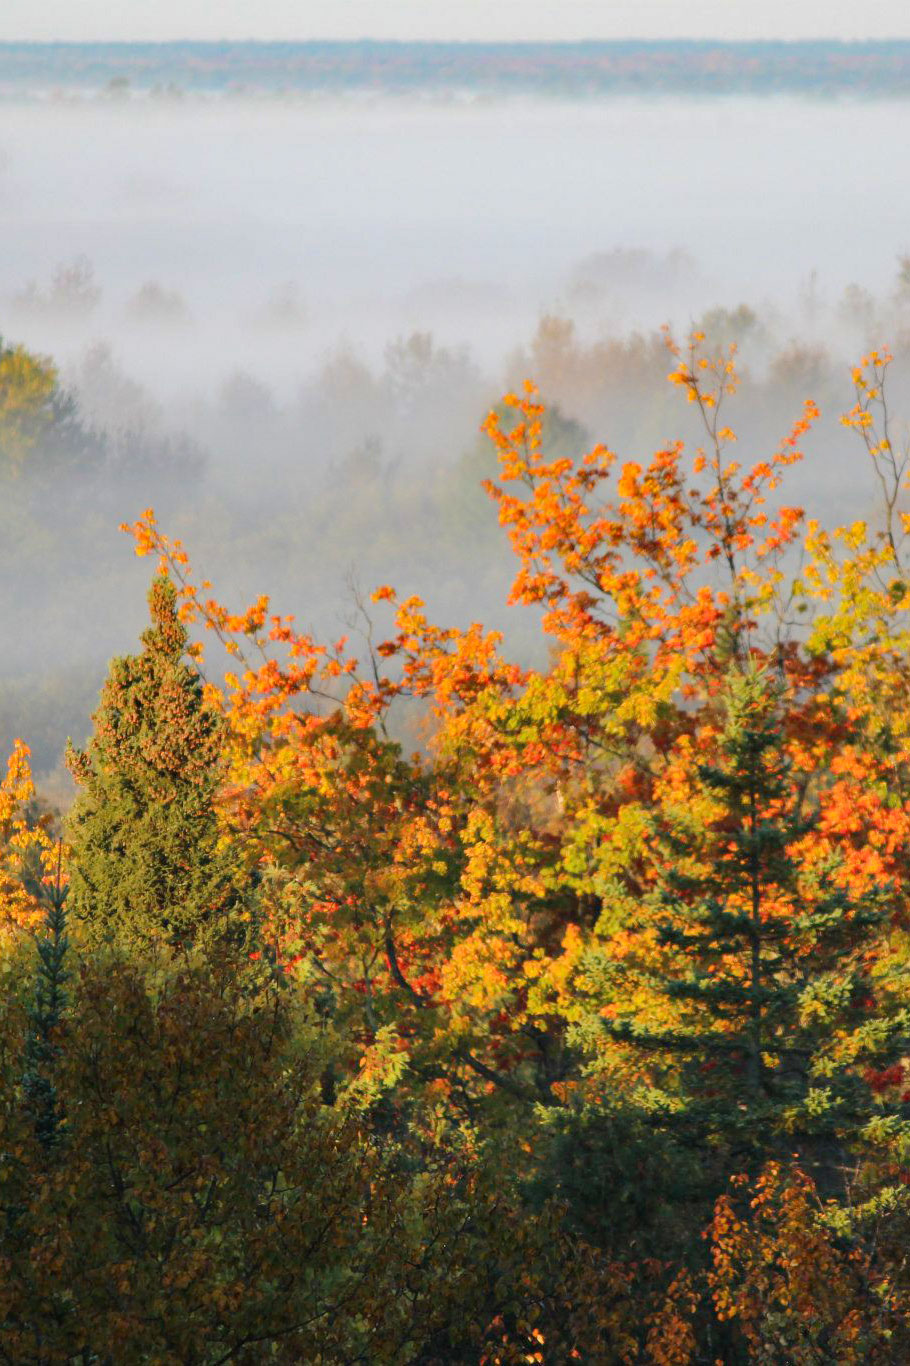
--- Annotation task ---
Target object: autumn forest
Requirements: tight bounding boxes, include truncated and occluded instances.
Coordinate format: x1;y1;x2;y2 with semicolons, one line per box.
6;19;910;1361
1;311;910;1363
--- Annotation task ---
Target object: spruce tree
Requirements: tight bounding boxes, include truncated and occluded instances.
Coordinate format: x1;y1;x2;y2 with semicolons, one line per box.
608;665;910;1175
22;844;68;1150
66;575;242;950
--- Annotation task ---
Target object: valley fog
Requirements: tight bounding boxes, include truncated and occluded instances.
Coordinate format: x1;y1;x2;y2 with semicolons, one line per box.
4;96;910;382
3;89;910;787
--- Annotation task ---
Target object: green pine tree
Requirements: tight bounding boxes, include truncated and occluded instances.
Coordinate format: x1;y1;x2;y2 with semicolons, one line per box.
608;665;910;1177
22;843;68;1150
66;575;243;950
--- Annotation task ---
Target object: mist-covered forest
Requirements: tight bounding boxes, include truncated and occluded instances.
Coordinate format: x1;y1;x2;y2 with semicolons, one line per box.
9;39;910;1363
10;243;910;789
3;61;910;797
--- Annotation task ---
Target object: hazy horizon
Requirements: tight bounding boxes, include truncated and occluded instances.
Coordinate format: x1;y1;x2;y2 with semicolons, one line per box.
4;39;910;104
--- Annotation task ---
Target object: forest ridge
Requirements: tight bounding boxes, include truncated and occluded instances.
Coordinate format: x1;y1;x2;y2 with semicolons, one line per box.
4;40;910;99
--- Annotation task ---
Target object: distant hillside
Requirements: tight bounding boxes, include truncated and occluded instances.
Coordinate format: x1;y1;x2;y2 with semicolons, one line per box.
4;39;910;101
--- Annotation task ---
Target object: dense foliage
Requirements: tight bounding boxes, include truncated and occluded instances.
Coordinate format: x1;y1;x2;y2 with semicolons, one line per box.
6;332;910;1359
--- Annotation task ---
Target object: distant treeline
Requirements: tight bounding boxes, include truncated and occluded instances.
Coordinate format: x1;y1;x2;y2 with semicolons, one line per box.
7;39;910;100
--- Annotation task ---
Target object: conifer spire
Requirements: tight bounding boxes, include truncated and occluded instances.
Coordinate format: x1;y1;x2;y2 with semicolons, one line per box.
66;575;241;949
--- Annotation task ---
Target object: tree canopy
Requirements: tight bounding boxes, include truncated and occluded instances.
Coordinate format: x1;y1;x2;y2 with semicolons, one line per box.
5;333;910;1358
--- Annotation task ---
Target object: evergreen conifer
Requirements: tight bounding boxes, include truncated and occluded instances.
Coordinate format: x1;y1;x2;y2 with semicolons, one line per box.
66;575;242;949
22;843;68;1150
608;666;910;1176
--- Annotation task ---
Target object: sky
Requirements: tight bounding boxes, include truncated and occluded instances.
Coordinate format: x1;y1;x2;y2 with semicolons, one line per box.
2;0;910;44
